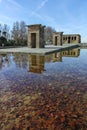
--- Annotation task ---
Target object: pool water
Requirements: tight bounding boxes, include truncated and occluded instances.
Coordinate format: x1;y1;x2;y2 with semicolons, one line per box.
0;48;87;130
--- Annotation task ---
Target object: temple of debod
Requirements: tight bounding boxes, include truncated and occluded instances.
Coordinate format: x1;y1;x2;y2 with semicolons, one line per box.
0;24;85;55
27;24;81;48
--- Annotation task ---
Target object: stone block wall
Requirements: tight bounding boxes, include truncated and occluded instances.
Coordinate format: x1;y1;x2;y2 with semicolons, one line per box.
62;34;81;44
53;32;63;46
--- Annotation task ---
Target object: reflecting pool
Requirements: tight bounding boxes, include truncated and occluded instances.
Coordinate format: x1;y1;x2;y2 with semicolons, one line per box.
0;48;87;130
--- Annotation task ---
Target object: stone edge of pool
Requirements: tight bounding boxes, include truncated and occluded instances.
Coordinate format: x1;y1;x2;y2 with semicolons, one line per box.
0;44;80;55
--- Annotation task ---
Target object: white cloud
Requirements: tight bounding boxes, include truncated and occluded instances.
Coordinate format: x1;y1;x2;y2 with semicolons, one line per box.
7;0;23;9
30;0;48;17
29;11;57;25
30;10;87;42
31;12;45;21
0;14;12;21
0;0;25;24
0;14;14;26
36;0;48;11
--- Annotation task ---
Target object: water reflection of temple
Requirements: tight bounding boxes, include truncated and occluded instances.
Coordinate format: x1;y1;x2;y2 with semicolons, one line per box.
45;48;80;63
28;48;80;73
0;48;80;73
45;52;62;62
28;54;45;73
51;52;62;62
62;48;80;57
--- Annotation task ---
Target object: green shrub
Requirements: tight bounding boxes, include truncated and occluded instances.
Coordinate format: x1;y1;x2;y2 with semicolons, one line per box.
0;36;7;46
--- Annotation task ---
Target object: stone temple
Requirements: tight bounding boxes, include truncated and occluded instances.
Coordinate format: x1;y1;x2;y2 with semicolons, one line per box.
27;24;81;48
53;32;81;46
27;24;45;48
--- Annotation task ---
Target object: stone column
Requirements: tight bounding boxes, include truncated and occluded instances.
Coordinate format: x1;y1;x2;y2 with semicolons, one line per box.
76;35;81;43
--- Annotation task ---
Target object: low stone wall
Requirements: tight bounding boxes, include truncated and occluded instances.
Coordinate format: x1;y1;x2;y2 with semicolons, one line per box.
79;43;87;47
0;46;27;49
79;43;87;48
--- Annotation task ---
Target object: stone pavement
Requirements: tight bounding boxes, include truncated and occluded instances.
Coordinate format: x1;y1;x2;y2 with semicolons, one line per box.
0;44;79;55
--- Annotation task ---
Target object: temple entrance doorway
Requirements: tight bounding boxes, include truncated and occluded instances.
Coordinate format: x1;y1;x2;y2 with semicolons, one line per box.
68;37;70;43
31;33;36;48
55;36;57;45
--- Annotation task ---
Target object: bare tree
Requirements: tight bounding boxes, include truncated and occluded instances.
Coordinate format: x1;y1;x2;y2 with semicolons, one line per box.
11;21;27;46
11;21;20;45
19;21;27;45
44;26;56;44
0;24;2;37
0;24;10;39
3;24;7;37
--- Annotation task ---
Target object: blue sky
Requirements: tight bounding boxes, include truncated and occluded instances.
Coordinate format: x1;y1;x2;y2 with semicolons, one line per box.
0;0;87;42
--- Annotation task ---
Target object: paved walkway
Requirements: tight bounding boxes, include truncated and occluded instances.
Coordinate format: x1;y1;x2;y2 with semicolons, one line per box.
0;44;79;55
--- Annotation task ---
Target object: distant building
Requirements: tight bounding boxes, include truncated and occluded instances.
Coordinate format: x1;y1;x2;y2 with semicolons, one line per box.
53;32;81;46
62;34;81;44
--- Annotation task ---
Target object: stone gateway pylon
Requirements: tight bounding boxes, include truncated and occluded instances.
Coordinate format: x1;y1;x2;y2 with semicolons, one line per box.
27;24;45;48
53;32;63;46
